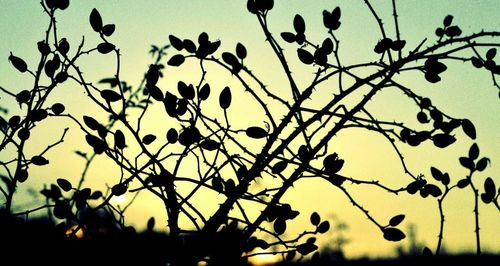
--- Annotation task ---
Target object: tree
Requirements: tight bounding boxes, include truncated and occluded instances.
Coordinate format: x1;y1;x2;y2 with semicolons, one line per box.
0;0;499;265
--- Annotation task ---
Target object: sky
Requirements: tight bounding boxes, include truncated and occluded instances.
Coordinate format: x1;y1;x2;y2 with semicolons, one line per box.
0;0;499;260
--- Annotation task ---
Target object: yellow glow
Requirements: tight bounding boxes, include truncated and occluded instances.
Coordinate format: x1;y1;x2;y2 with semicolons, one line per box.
65;225;85;239
247;248;280;266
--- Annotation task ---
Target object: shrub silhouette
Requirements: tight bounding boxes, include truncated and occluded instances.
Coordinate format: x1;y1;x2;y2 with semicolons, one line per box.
1;0;499;265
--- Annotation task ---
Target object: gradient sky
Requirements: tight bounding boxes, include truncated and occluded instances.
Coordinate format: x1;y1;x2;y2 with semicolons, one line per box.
1;0;499;260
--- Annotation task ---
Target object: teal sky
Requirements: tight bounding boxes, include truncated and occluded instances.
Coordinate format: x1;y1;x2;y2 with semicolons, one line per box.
1;0;499;260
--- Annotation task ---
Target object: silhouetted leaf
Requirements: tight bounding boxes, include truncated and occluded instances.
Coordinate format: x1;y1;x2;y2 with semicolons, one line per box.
31;155;49;166
322;38;334;54
297;48;314;65
247;0;258;14
112;183;127;196
219;86;231;109
169;35;184;51
469;143;479;160
199;83;210;100
224;179;236;196
390;40;406;51
274;218;286;235
56;178;72;192
374;38;393;54
45;0;56;9
476;157;489;172
295;33;305;45
420;98;432;109
8;53;27;73
146;65;160;86
200;139;219;151
147;85;163;101
16;90;31;104
461;119;476;140
486;48;497;60
323;8;341;31
293;14;305;34
178;127;201;146
417;111;428;123
432;134;455;148
383;228;405;241
441;173;450;186
167;128;178;144
30;109;48;122
44;57;59;78
176;99;188;116
58;38;69;55
317;221;330;234
272;161;288;174
256;239;270;250
85;134;107;154
37;41;50;56
167;54;185;66
471;57;483;68
114;129;125;149
457;178;470;189
323;153;344;173
147;217;155;231
90;9;103;32
178;81;195;100
314;48;327;66
83;116;99;130
430;109;443;123
262;0;274;11
389;214;405;227
436;28;444;37
212;176;223;192
484;59;496;71
55;71;68;83
331;6;341;21
281;32;296;43
90;191;103;200
422;247;433;256
298;145;309;161
100;89;121;102
296;242;317;256
426;58;447;74
222;52;239;66
198;32;209;45
54;200;71;219
424;184;442;197
481;177;496;204
443;15;453;27
163;92;178;117
310;212;320;226
142;134;156;145
406;179;426;194
99;77;119;87
15;169;28;183
246;126;267;139
236;43;247;60
17;128;30;140
425;72;441;83
8;116;20;127
445;26;461;37
459;157;474;170
430;167;443;181
102;24;115;36
183;39;196;53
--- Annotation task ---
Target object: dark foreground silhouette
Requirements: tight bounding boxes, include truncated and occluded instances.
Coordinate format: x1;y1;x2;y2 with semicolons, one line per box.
2;210;498;266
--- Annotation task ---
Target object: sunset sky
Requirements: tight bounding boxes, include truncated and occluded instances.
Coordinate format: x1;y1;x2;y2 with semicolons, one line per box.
0;0;499;260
